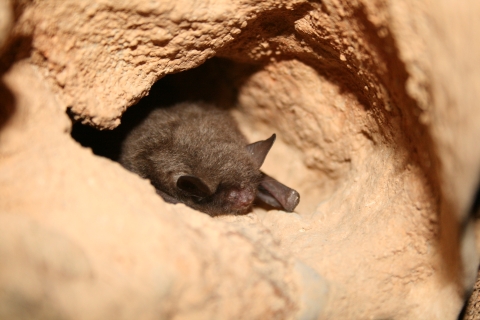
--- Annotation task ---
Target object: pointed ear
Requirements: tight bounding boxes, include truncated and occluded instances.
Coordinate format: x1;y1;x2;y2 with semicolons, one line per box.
176;175;214;198
246;134;276;169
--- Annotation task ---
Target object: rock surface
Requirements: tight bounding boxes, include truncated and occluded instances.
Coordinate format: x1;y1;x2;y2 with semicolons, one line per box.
1;0;480;319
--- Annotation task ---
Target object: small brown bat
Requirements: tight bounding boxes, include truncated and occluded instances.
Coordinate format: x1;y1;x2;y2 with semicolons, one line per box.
119;102;299;216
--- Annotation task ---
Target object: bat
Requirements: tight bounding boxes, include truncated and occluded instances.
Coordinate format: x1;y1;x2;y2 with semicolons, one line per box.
118;101;300;216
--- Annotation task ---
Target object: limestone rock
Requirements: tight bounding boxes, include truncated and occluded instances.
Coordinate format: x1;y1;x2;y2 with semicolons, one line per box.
1;0;480;319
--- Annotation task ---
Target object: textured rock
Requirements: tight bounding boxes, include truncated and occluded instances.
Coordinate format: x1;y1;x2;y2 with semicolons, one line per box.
0;0;13;55
20;0;306;128
1;0;480;319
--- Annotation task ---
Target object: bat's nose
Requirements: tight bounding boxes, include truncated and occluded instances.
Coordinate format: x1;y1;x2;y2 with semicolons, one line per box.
226;188;255;208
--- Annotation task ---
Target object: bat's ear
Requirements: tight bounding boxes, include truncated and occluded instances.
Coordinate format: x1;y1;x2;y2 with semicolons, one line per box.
176;175;214;198
246;134;276;169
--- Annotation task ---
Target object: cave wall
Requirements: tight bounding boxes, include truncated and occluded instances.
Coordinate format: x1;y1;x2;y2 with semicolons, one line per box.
1;0;480;319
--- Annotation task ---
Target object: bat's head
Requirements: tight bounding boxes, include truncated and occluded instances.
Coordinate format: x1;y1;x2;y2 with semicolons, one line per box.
170;134;276;216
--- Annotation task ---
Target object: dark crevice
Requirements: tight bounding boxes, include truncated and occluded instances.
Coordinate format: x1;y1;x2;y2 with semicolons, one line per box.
0;80;16;132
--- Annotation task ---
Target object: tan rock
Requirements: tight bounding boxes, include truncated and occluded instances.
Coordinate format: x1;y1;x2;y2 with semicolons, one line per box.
1;0;479;319
0;0;13;55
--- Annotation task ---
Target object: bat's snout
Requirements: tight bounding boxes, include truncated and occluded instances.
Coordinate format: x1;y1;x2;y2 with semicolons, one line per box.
226;188;255;209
